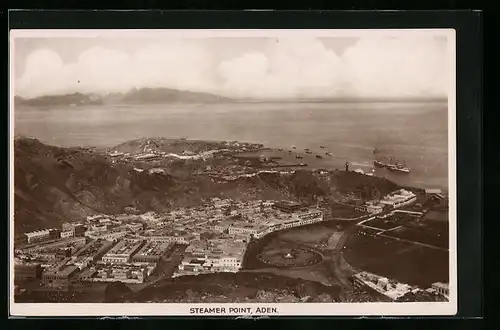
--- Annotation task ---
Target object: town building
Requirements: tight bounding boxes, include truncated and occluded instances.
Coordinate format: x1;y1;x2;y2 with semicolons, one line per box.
431;282;449;298
17;237;87;255
24;228;61;244
131;241;173;263
352;271;415;301
91;263;151;283
42;262;80;281
101;239;145;264
126;222;145;232
365;202;384;214
273;201;304;213
379;189;417;209
60;223;86;238
60;231;74;239
228;224;259;236
86;214;106;222
213;219;234;233
140;232;192;245
71;239;115;268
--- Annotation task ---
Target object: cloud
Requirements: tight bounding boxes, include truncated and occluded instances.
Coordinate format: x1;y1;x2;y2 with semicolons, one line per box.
339;37;448;98
218;38;343;98
16;40;216;98
15;36;448;99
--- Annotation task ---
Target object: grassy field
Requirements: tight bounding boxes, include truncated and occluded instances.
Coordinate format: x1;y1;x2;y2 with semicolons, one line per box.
385;226;448;249
363;216;405;230
343;233;449;288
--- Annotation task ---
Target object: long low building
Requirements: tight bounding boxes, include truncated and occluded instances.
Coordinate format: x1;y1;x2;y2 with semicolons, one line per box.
352;271;412;301
16;237;87;255
379;189;417;209
139;234;192;245
131;241;173;263
91;263;153;283
24;228;61;244
101;239;145;264
42;263;80;281
71;239;116;268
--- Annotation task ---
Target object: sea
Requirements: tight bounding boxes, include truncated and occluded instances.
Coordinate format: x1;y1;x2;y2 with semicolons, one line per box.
13;102;449;191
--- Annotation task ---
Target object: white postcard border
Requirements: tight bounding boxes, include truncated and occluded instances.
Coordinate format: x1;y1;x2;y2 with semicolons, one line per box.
9;28;458;317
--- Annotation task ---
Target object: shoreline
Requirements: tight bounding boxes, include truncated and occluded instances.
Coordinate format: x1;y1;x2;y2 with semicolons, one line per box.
14;135;448;192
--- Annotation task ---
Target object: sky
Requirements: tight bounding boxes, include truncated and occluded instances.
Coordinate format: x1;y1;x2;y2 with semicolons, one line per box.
12;35;449;99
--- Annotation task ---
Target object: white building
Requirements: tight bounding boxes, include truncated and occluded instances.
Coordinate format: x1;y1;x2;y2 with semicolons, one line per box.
24;229;59;243
86;230;128;241
380;189;417;209
365;202;384;214
60;231;74;238
228;225;259;236
101;240;145;264
294;209;323;223
431;282;449;298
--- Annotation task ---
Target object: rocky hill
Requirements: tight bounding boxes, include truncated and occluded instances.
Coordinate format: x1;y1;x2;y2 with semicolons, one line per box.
13;137;180;235
111;272;341;303
12;138;319;235
13;138;400;236
14;93;103;107
121;87;231;104
14;88;231;108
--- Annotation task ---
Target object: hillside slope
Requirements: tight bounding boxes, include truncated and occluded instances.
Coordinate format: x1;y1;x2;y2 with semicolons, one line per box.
13;138;180;235
121;87;231;104
13;138;399;236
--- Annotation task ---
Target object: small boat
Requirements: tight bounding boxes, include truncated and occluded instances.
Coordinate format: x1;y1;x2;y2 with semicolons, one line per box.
277;148;283;151
296;155;303;159
373;160;385;167
316;155;323;159
299;163;307;166
325;152;333;156
292;146;296;149
320;145;326;149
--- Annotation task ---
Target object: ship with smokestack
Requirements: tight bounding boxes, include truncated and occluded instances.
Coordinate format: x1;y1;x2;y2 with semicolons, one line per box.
373;151;411;174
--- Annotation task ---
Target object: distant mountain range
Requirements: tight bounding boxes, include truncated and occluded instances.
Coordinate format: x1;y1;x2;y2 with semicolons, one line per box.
14;93;104;107
14;88;232;107
14;88;447;107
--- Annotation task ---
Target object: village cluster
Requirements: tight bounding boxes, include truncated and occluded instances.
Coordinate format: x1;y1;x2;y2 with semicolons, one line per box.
14;185;449;303
14;198;324;285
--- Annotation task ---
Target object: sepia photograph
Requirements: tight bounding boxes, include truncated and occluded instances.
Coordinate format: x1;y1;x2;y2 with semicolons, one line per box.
10;28;456;316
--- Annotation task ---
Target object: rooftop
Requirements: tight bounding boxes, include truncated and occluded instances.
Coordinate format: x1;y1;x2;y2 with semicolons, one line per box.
432;282;449;289
45;265;79;277
134;241;171;257
105;239;143;256
73;240;113;259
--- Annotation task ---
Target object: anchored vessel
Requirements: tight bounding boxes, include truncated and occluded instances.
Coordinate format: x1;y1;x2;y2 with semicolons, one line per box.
387;162;411;173
373;157;411;173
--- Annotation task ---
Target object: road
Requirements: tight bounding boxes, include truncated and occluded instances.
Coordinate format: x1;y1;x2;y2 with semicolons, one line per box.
326;225;358;288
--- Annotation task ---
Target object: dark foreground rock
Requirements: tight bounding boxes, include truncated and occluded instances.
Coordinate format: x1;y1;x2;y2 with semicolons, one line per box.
112;272;341;303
